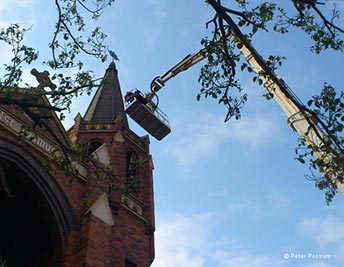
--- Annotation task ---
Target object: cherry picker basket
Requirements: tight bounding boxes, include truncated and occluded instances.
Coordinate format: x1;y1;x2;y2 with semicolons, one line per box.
125;91;171;140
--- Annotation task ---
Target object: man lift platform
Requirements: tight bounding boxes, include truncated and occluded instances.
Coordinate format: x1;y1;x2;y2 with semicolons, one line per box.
125;89;171;140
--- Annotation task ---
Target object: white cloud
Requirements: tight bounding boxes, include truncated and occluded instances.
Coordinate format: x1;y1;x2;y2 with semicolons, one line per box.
231;116;279;148
299;216;344;263
0;2;6;12
165;112;279;175
300;216;344;246
153;212;342;267
0;0;35;28
152;213;212;267
14;0;33;8
0;0;33;9
152;212;284;267
214;250;276;267
0;0;33;13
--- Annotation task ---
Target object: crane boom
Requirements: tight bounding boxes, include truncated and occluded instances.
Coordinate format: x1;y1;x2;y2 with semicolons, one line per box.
125;11;344;196
124;48;207;140
148;49;205;100
220;12;344;195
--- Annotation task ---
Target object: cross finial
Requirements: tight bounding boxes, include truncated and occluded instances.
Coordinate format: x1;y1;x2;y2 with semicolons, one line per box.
30;68;57;91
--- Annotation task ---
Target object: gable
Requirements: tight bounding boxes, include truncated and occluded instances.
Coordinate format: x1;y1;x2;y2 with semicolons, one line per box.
0;95;71;156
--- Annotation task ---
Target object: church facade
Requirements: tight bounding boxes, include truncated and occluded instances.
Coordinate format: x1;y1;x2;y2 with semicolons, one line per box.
0;63;155;267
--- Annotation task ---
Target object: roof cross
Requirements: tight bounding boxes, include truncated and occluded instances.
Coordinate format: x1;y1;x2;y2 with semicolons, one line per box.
30;68;57;91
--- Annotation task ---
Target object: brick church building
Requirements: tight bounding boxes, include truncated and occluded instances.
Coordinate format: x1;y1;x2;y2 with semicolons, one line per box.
0;63;155;267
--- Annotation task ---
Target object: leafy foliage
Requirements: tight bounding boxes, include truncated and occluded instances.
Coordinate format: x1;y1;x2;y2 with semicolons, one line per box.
296;84;344;204
0;1;115;121
0;1;117;194
202;0;344;203
0;24;38;88
47;0;113;69
197;36;247;121
201;0;344;120
1;0;344;203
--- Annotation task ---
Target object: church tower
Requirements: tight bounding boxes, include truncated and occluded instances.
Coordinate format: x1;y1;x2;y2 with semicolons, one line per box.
0;63;155;267
68;62;155;267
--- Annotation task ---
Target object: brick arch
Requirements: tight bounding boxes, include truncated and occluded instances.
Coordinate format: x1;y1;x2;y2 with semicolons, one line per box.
0;137;78;261
87;137;105;155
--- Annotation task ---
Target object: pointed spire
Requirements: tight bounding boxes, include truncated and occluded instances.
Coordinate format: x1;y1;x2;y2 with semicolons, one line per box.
84;63;128;127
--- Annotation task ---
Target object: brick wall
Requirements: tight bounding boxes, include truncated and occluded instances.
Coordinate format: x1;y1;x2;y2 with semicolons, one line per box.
0;107;155;267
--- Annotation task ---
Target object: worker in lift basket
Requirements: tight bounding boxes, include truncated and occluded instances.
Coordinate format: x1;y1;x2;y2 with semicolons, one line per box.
125;89;148;105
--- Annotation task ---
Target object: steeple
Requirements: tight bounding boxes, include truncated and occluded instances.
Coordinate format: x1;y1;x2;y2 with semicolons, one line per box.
84;62;128;127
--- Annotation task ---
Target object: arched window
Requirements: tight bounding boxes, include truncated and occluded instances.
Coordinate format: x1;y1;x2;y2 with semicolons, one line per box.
87;139;104;156
126;151;139;194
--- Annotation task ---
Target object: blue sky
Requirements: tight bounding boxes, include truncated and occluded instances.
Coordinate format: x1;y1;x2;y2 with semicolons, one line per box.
1;1;344;267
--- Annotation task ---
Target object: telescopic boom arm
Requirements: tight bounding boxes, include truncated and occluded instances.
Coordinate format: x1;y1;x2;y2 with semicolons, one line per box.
125;1;344;196
137;13;344;195
214;7;344;196
147;49;206;101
